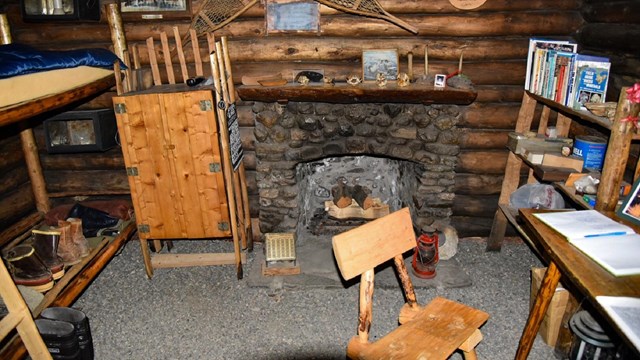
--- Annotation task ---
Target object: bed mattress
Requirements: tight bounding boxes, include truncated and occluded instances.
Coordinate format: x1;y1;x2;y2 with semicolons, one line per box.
0;66;114;108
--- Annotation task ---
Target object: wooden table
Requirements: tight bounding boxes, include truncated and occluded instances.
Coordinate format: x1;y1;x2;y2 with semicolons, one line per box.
516;208;640;359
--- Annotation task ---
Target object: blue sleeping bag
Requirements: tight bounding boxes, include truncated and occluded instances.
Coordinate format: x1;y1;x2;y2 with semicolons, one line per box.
0;43;125;79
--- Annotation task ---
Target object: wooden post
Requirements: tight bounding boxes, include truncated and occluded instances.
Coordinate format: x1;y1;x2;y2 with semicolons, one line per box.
357;269;374;343
105;3;128;92
515;262;561;359
0;14;12;45
105;4;127;63
0;14;50;213
596;87;637;212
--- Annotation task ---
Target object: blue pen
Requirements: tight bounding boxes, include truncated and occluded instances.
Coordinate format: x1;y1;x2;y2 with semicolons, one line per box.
584;231;628;238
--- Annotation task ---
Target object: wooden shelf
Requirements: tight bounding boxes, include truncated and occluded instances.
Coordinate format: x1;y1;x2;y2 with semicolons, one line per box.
526;91;640;140
554;182;592;210
236;82;477;105
515;153;575;182
489;87;638;251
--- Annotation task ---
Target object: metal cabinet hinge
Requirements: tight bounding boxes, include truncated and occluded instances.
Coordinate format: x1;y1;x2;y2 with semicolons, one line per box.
200;100;213;111
126;167;138;176
209;163;221;173
218;222;230;231
138;224;150;233
114;103;127;114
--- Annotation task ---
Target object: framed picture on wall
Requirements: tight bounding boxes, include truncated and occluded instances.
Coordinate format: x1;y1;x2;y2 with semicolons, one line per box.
617;178;640;226
362;49;399;82
119;0;191;21
266;0;320;34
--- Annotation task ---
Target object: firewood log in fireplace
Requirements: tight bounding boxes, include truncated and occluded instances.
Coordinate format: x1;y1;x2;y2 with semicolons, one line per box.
331;183;353;208
352;185;373;210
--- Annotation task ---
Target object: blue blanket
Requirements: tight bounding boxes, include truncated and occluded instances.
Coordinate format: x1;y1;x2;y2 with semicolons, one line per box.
0;44;124;79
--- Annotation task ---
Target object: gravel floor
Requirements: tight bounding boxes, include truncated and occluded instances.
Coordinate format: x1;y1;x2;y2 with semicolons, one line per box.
73;237;558;359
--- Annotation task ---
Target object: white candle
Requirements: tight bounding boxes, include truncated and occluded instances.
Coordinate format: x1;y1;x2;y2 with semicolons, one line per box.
424;45;428;76
458;51;463;74
408;52;413;80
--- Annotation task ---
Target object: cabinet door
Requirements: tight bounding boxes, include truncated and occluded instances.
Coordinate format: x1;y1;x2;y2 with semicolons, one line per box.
113;90;231;240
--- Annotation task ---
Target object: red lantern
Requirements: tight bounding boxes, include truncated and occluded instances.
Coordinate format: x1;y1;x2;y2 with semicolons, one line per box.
411;233;439;279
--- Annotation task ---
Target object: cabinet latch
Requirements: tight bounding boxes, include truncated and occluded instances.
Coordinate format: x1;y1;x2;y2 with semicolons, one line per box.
218;222;230;231
126;167;138;176
200;100;213;111
114;103;127;114
209;163;221;173
138;224;150;233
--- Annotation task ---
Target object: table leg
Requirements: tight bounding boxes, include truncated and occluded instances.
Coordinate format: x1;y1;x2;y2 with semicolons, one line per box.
515;261;561;360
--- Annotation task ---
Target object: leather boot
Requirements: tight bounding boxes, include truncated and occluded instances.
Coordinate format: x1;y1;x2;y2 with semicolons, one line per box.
4;244;53;293
35;318;81;360
67;218;89;258
57;220;82;266
32;229;65;280
41;307;93;360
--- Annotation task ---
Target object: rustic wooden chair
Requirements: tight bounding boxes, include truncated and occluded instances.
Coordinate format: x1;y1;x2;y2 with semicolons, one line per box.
332;207;489;360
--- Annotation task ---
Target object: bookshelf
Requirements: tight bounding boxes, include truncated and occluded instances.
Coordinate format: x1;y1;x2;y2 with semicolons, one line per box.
487;87;638;251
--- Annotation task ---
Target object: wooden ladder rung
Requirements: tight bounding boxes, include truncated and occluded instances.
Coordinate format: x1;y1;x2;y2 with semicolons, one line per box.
0;311;24;339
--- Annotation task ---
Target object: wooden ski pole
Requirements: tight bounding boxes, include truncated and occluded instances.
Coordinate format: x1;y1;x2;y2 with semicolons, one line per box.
221;36;253;251
210;47;243;279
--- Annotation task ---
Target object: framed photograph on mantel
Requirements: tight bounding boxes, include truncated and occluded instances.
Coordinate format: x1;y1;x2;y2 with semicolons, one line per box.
119;0;191;21
362;49;399;82
617;178;640;226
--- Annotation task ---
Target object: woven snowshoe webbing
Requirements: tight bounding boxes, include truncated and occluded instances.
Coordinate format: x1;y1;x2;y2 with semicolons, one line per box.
191;0;259;36
315;0;418;34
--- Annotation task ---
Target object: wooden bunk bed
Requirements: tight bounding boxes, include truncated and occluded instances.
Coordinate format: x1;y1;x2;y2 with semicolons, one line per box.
0;13;136;360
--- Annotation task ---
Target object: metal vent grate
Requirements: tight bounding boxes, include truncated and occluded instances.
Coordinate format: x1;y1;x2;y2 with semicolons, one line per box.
265;233;296;262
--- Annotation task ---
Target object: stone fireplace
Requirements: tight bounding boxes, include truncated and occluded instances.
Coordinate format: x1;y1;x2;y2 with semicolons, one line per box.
252;100;463;241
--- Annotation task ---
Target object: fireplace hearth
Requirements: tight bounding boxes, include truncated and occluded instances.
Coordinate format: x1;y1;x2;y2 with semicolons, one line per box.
253;100;463;243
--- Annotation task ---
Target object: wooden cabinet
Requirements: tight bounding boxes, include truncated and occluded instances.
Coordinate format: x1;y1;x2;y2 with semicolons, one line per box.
488;88;639;251
113;86;231;240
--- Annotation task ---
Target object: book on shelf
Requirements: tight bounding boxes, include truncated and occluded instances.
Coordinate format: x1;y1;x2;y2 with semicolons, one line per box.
534;210;640;276
525;39;577;94
596;296;640;352
569;54;611;111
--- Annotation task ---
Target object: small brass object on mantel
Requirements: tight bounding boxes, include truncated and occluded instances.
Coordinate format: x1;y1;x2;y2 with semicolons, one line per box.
346;75;362;86
397;72;410;87
323;76;335;86
376;73;387;88
296;75;310;86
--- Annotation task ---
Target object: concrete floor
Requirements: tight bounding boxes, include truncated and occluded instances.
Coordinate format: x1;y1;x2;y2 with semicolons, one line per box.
72;237;558;359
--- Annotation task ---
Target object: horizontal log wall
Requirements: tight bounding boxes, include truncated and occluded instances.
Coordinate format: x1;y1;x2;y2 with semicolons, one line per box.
578;0;640;182
1;0;593;238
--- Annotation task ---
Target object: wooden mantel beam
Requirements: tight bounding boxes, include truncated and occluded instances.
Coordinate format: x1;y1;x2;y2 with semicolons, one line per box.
236;83;477;105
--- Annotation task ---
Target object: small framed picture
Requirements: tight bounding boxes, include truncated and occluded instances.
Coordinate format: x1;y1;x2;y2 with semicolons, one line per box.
434;74;447;88
266;0;320;34
119;0;191;21
617;178;640;226
362;49;399;82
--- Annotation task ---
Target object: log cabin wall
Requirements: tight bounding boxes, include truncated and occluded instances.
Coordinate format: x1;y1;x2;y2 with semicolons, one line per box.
4;0;625;239
577;0;640;179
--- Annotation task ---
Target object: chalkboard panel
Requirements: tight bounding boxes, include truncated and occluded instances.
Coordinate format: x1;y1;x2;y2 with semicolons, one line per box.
226;103;244;171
